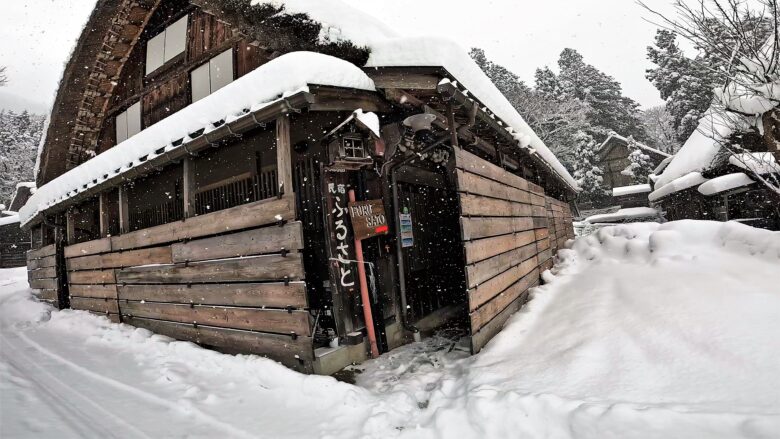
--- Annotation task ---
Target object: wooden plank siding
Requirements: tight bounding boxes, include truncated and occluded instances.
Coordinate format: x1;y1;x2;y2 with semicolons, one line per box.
60;193;313;370
454;148;572;353
26;243;65;308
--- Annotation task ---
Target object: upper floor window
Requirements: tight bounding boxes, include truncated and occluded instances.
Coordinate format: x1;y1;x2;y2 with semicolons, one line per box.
145;15;188;75
190;49;234;103
116;102;141;144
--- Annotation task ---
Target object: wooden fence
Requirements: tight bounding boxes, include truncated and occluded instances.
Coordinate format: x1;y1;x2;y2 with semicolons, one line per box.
62;194;313;372
454;148;573;352
27;244;65;308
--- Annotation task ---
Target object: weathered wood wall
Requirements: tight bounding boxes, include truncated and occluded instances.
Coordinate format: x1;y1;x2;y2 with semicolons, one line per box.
454;148;573;353
1;224;31;268
26;244;65;308
62;194;313;372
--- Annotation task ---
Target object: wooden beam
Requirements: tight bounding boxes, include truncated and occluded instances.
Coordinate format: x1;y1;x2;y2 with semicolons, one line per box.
183;157;195;218
66;211;76;245
275;115;292;197
118;185;130;234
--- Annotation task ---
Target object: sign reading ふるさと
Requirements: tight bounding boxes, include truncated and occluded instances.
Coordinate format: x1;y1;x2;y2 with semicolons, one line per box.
348;199;389;241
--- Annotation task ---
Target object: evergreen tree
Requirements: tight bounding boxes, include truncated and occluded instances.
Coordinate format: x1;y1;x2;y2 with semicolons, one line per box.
571;131;608;200
556;49;646;141
646;30;715;142
0;110;44;203
621;137;655;184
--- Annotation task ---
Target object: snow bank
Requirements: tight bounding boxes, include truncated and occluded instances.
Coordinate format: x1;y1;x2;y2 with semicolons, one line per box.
366;36;578;190
698;172;755;196
649;171;709;202
612;183;651;197
584;207;659;223
20;52;375;227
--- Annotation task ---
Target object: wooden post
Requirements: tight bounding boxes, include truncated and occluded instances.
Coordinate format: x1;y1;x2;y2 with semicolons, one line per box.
99;192;110;238
447;102;460;149
65;211;75;245
183;157;195;218
276;114;292;197
118;185;130;234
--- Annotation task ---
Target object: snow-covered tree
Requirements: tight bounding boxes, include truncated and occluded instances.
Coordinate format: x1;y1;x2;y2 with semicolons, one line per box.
0;110;45;203
556;49;647;142
0;66;7;87
571;131;608;201
640;105;681;154
621;137;655;184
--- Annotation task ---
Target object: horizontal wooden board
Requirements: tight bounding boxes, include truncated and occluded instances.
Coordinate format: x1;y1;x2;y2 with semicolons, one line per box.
171;222;303;263
470;269;539;331
464;230;536;265
536;237;551;252
456;170;530;204
454;148;529;191
118;282;307;309
530;193;546;206
459;194;533;218
471;283;535;354
28;255;57;270
64;238;112;259
29;267;56;280
460;217;535;241
465;243;537;289
469;257;538;311
33;289;58;302
71;297;120;314
29;278;58;290
68;269;116;285
27;244;56;260
69;284;118;299
534;228;550;241
67;247;173;271
119;301;311;336
117;254;304;284
125;317;313;372
111;195;296;251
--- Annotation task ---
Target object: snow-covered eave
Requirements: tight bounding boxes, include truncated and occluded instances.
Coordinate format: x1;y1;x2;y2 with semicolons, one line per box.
649;172;710;203
366;65;579;193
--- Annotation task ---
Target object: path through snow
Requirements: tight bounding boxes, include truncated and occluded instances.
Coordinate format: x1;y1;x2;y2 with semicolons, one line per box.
1;220;779;438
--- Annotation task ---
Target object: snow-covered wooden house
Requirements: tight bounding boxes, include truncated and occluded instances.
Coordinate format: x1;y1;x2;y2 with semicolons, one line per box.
20;0;577;373
0;183;35;268
595;133;671;204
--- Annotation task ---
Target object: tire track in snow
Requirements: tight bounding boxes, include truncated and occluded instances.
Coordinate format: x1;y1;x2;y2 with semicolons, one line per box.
15;330;259;439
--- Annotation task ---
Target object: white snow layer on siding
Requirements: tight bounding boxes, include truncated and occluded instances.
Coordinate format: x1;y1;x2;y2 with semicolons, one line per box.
649;172;709;202
366;37;578;189
698;173;755;196
20;52;375;226
612;184;651;197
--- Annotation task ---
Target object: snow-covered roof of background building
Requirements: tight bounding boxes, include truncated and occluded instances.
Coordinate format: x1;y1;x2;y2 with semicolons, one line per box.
20;52;375;226
598;133;671;159
698;172;755;196
729;152;780;175
612;184;651;197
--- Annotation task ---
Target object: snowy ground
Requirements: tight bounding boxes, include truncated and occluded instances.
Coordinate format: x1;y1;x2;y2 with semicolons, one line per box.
1;220;779;438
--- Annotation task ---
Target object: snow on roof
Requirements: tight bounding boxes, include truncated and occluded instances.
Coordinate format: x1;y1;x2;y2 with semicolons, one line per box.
366;37;578;190
612;184;651;197
0;214;21;227
654;110;744;190
729;152;780;175
599;132;671;158
16;182;36;190
257;0;398;47
698;172;756;196
649;172;709;202
584;207;659;224
20;52;375;227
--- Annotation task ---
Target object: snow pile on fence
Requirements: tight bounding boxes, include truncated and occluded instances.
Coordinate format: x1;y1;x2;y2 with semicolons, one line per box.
649;171;709;202
583;206;659;223
0;215;21;227
19;52;375;227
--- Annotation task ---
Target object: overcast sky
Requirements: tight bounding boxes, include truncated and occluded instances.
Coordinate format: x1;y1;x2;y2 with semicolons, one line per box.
0;0;678;114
